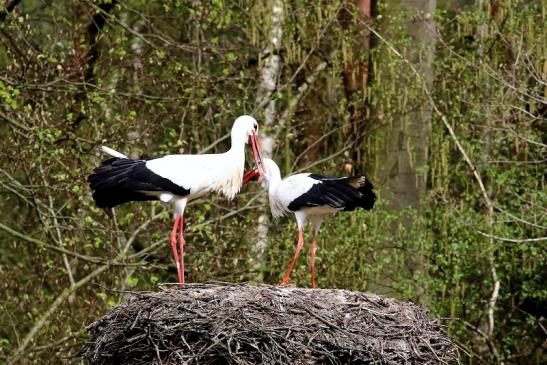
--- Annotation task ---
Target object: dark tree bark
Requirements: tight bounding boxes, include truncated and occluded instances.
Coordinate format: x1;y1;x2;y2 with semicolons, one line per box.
52;1;118;146
340;0;375;169
0;0;22;22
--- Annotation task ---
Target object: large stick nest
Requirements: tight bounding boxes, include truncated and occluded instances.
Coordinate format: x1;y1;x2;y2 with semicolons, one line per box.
81;283;458;364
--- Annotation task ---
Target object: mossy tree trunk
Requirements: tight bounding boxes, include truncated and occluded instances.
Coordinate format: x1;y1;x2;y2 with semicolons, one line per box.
367;0;437;298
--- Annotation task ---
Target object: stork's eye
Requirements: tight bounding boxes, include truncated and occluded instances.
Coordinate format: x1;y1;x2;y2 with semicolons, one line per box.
253;123;258;131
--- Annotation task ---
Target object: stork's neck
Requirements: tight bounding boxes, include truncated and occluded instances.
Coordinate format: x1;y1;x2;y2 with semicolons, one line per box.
212;141;245;200
227;140;246;169
265;168;282;195
228;137;246;154
265;167;286;219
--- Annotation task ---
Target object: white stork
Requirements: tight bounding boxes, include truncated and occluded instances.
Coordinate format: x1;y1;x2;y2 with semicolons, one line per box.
88;115;265;284
243;158;375;288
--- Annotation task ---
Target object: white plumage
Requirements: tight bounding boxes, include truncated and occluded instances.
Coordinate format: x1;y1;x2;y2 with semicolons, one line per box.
246;158;375;288
146;151;244;209
269;174;327;219
89;115;265;284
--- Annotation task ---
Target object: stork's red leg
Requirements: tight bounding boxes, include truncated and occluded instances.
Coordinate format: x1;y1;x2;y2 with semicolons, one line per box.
280;227;304;286
170;215;183;283
178;216;185;285
310;231;318;288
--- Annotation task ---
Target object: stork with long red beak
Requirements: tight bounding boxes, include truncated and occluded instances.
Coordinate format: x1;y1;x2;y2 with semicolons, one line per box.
243;158;375;288
88;115;265;284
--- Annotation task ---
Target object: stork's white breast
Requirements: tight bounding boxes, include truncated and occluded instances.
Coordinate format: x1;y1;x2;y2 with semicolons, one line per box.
146;154;218;193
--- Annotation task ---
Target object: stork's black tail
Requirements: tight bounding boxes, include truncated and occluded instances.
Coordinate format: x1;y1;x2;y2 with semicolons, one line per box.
88;158;158;208
88;157;191;208
356;178;375;211
297;174;376;212
338;174;375;211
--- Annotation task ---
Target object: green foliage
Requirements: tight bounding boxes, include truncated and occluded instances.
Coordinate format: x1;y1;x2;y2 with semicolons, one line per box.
0;0;545;364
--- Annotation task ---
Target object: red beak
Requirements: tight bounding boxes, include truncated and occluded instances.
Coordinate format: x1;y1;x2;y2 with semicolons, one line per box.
242;169;261;186
248;132;265;177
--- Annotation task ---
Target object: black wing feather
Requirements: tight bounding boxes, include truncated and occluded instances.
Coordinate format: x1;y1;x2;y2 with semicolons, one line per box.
287;173;375;212
88;158;190;208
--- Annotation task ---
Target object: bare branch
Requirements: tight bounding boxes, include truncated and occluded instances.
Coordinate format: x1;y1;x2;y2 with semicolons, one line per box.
0;221;140;266
478;231;547;244
8;264;111;363
277;52;332;132
0;110;28;131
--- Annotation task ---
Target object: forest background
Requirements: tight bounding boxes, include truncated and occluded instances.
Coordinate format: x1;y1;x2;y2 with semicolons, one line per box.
0;0;545;364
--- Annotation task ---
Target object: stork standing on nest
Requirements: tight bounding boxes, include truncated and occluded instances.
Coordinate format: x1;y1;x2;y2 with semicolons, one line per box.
243;158;375;288
88;115;265;284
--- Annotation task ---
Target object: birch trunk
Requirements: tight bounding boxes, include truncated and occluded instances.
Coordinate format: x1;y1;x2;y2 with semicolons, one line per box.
251;0;285;279
474;0;500;358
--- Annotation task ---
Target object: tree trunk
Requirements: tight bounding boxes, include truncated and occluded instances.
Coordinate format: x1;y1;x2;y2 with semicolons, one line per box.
340;0;375;169
474;0;501;359
369;0;437;299
252;0;285;279
376;0;436;211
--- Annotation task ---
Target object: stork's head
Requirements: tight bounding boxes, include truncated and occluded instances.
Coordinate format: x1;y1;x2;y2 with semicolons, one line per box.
231;115;265;176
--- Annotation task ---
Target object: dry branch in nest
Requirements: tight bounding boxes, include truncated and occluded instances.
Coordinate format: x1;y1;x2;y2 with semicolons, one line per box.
80;283;458;364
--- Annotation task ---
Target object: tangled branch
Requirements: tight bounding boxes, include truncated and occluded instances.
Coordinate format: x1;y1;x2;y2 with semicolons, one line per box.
81;283;458;365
